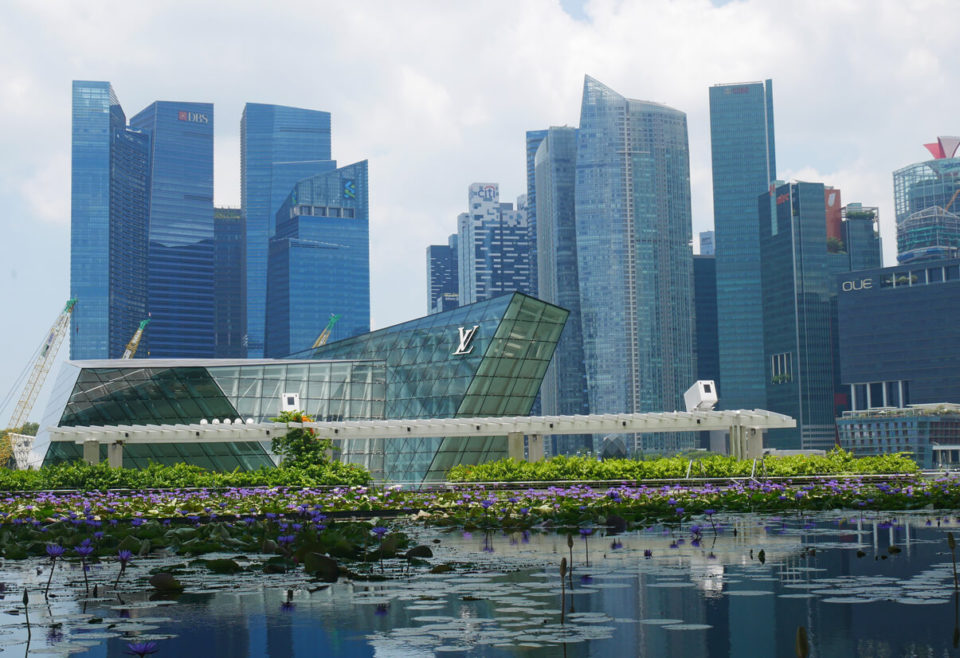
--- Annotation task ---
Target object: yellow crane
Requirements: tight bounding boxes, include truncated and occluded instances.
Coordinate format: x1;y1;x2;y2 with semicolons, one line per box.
2;298;77;468
312;314;342;349
122;318;151;359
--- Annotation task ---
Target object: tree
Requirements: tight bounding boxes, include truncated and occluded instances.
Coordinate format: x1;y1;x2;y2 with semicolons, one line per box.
269;410;336;467
827;237;846;254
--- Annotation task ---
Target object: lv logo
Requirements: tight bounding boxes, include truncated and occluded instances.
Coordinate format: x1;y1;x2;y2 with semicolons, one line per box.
453;325;479;355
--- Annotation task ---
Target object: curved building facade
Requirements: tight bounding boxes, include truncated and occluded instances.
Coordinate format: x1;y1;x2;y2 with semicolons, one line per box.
575;76;696;454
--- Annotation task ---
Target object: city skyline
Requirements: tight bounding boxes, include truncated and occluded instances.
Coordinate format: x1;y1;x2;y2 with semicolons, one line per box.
5;0;960;421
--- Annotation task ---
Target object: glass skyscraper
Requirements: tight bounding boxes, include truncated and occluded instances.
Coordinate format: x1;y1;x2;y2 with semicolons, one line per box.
710;80;776;412
130;101;215;358
457;183;533;306
759;182;837;450
70;81;150;360
264;161;370;357
525;129;548;296
214;208;245;358
241;104;336;358
893;139;960;264
575;76;696;454
426;234;459;314
534;126;589;454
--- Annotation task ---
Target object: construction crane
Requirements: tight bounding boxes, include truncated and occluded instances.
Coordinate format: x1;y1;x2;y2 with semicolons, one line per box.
122;318;151;359
312;314;341;349
2;298;77;469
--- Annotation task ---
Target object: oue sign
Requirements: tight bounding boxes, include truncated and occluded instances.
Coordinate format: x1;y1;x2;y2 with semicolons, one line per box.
841;278;873;292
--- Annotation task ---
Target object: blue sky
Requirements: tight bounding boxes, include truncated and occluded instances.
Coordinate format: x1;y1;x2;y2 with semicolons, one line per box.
3;0;960;424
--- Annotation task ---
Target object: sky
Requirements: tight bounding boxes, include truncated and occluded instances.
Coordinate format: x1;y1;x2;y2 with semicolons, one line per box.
2;0;960;424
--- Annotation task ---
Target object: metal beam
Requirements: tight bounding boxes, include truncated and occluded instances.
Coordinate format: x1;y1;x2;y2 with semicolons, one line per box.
48;410;795;447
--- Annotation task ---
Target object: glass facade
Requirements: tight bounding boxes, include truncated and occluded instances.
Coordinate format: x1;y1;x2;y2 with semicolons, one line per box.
33;359;385;471
534;127;590;455
525;129;548;297
130;101;215;358
694;255;720;385
760;182;837;450
426;234;458;314
457;184;533;306
710;80;777;412
264;161;370;357
302;293;567;482
70;81;150;360
214;208;245;358
841;204;883;271
241;104;336;358
837;406;960;469
575;75;696;454
837;257;960;411
894;157;960;262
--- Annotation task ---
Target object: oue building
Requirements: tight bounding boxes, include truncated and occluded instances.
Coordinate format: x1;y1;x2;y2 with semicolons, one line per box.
31;293;567;483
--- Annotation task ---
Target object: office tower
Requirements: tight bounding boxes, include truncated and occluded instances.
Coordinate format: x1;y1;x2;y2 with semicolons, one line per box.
214;207;245;358
525;130;548;296
840;203;883;271
264;161;370;357
699;230;715;256
575;75;696;454
693;255;719;384
70;81;150;360
710;80;776;412
130;101;215;358
838;257;960;411
894;138;960;264
759;182;837;450
534;126;590;454
457;183;533;306
426;234;459;314
242;104;336;357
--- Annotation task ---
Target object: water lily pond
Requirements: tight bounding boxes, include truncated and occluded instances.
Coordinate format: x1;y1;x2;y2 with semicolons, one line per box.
3;510;960;656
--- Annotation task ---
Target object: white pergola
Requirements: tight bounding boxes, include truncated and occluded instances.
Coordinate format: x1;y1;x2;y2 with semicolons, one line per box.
46;409;795;467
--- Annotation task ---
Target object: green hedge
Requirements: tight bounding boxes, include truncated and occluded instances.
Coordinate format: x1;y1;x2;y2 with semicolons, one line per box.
0;460;371;491
446;449;919;482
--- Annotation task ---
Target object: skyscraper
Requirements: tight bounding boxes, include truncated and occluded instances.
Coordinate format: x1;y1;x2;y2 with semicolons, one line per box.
525;129;548;296
214;207;245;358
534;126;589;454
130;101;215;358
575;76;696;454
710;80;776;412
241;104;336;357
893;137;960;264
693;255;719;385
426;234;459;314
457;184;533;306
70;81;150;360
699;230;715;256
264;161;370;357
840;203;883;271
759;182;837;450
